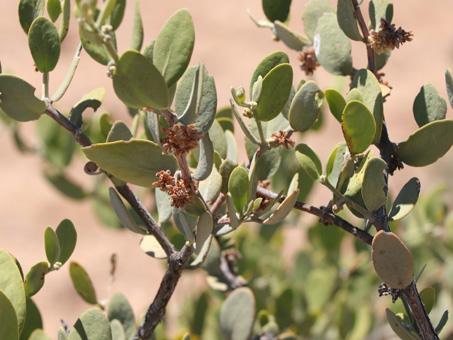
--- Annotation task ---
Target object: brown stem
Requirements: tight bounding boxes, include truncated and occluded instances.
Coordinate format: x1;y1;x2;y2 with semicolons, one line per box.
255;186;373;245
133;245;194;340
403;282;439;340
351;0;377;75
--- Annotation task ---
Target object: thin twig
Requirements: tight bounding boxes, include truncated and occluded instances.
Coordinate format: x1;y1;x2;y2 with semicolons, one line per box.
256;186;373;245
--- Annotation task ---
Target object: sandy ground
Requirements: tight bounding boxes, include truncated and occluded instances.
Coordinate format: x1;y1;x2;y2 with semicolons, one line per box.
1;0;453;338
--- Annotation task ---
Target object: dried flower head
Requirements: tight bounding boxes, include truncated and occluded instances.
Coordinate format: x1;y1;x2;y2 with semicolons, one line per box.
298;45;320;76
153;170;195;209
368;19;413;54
162;124;203;156
268;130;295;150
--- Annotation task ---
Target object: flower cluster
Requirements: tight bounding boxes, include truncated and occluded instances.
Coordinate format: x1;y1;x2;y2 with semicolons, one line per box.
298;46;320;76
268;130;295;150
368;19;413;55
162;124;203;156
153;170;195;209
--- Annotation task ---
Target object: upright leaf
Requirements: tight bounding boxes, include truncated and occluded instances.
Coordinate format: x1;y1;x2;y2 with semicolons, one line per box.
445;68;453;108
325;89;346;123
388;178;420;221
341;101;376;154
396;120;453;167
47;0;61;22
302;0;335;41
153;9;195;88
110;0;126;31
295;144;322;181
262;0;291;22
55;219;77;265
109;188;147;234
228;167;249;214
195;212;213;256
82;140;178;187
28;17;61;73
289;80;324;132
129;0;143;51
362;157;387;212
113;50;169;109
337;0;363;41
413;83;447;128
313;13;353;76
108;293;136;339
106;121;133;142
69;308;112;340
369;0;394;31
250;51;289;95
19;298;43;340
18;0;44;34
69;262;98;305
58;0;70;42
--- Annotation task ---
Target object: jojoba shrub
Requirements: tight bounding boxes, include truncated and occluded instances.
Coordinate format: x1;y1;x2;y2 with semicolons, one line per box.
0;0;452;339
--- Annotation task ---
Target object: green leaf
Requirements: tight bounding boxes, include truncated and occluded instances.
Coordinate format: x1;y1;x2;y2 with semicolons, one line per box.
342;151;372;198
129;0;143;51
106;121;133;142
228;167;249;214
219;159;236;194
289;80;324;132
199;165;222;202
445;68;453;109
295;144;322;181
219;287;256;340
255;64;293;122
110;320;126;340
369;0;394;31
55;219;77;266
350;69;383;144
77;20;112;65
388;177;420;221
226;194;240;229
262;0;291;22
0;75;45;121
362;157;387;212
58;0;70;42
325;89;346;123
250;51;289;95
341;100;376;154
47;0;61;22
113;50;169;109
109;188;146;234
24;262;49;297
419;287;435;315
326;142;349;186
44;227;60;266
273;21;310;51
19;298;43;340
413;83;447;128
385;309;418;340
155;189;172;223
58;327;68;340
313;13;353;76
209;119;227;159
372;231;414;289
375;49;391;70
110;0;126;31
337;0;363;41
195;212;213;256
69;88;105;128
82;140;178;187
305;267;337;312
44;171;86;200
18;0;44;34
263;189;299;225
108;293;136;339
435;310;449;334
225;130;238;163
96;0;117;27
140;235;167;259
69;262;98;305
346;88;363;103
29;330;53;340
0;250;27;334
302;0;335;41
28;17;60;72
153;9;195;88
173;209;197;244
396;120;453;167
69;308;112;340
0;290;19;340
254;148;281;181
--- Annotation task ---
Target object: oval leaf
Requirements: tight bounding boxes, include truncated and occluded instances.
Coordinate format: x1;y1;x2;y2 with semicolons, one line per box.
362;158;387;212
413;83;447;128
109;188;146;234
396;120;453;167
341;100;376;154
110;0;126;31
0;290;19;340
255;64;293;122
199;165;222;202
274;21;309;51
195;211;213;256
262;0;291;22
445;68;453;109
155;188;172;223
129;0;143;51
372;231;414;289
28;17;61;72
295;143;322;181
140;235;167;259
289;80;324;132
24;262;49;298
263;189;299;225
113;50;169;109
55;219;77;266
69;261;98;305
0;249;26;333
313;13;353;76
325;89;346;123
388;177;420;221
337;0;363;41
82;140;178;187
44;227;60;266
385;309;418;340
250;51;289;95
106;121;133;142
302;0;335;41
228;167;249;214
108;292;136;338
0;75;45;121
219;287;256;340
153;9;195;88
419;287;435;315
47;0;61;22
20;297;43;340
350;69;383;144
369;0;394;31
69;308;112;340
19;0;44;34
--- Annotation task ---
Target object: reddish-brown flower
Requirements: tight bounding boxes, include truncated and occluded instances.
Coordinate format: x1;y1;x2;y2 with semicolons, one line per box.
162;124;203;156
298;46;320;76
153;170;195;209
368;19;413;54
269;130;295;150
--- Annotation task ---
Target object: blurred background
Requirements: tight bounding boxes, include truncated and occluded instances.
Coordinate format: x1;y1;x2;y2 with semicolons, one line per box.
1;0;453;338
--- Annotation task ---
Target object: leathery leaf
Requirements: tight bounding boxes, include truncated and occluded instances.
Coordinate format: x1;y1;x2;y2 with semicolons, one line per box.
28;17;60;72
289;80;324;132
295;144;322;181
69;261;98;305
263;189;299;225
388;177;420;221
362;157;387;212
68;308;112;340
228;167;249;214
341;100;376;154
